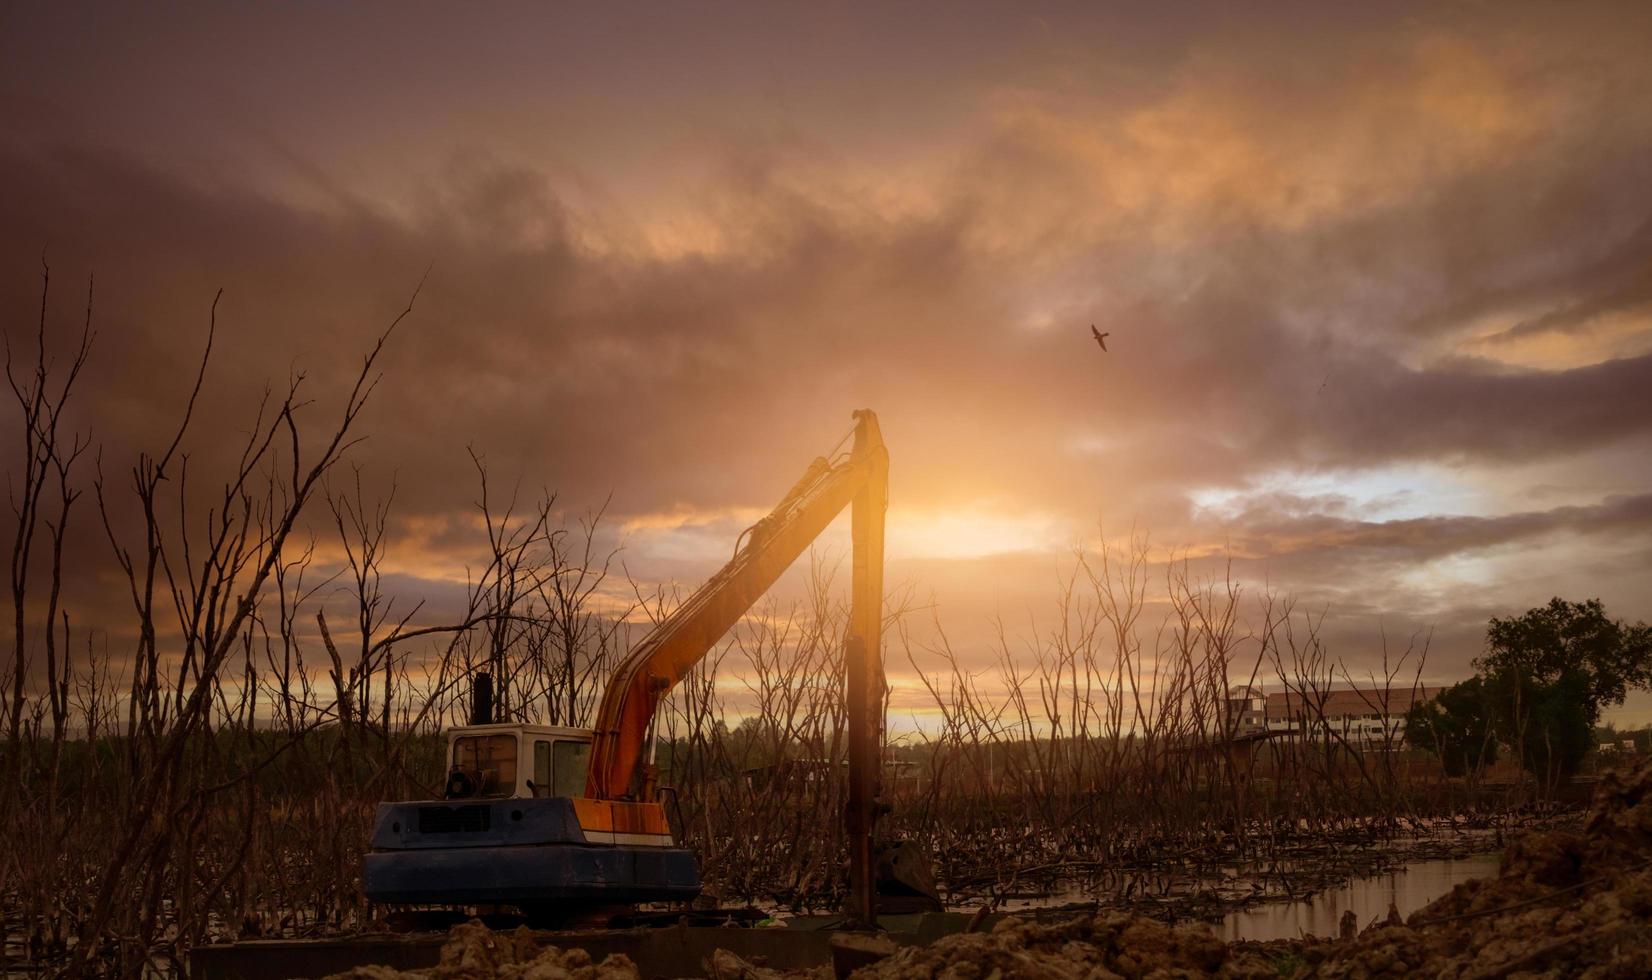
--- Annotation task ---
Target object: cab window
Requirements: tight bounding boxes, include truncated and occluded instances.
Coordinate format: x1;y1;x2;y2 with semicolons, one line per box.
533;740;553;798
553;739;590;798
451;734;518;798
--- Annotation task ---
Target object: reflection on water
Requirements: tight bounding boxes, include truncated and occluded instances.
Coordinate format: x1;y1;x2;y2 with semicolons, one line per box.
1219;852;1501;942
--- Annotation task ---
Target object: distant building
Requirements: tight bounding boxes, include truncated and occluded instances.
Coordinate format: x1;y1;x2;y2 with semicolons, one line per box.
1223;686;1268;735
1263;686;1446;745
739;758;840;790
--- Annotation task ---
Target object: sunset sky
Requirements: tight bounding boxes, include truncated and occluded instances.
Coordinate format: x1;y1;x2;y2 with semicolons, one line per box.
4;2;1651;723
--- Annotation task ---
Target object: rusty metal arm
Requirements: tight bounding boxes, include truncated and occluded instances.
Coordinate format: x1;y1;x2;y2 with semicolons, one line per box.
584;410;888;801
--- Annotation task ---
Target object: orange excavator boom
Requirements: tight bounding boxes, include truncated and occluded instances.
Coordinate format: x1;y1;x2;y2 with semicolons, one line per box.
583;410;888;804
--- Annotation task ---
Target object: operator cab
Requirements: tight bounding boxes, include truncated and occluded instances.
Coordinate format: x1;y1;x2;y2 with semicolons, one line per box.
442;722;594;801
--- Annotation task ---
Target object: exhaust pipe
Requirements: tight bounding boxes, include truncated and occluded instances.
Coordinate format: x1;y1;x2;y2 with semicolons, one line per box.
471;672;493;725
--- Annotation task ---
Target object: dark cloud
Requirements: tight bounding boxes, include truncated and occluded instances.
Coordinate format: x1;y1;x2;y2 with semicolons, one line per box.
1213;492;1652;563
1491;216;1652;345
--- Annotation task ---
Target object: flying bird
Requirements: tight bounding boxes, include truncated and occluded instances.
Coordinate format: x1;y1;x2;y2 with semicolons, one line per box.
1091;325;1110;352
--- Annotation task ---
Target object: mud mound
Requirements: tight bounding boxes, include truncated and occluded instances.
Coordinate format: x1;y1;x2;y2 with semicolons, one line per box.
848;912;1280;979
324;920;640;980
1302;756;1652;979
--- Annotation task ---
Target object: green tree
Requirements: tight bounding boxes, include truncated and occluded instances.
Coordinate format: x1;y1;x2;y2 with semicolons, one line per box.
1405;676;1499;777
1479;598;1652;726
1504;671;1595;785
1476;598;1652;779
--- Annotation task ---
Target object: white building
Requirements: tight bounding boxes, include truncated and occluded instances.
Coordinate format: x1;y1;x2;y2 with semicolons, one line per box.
1223;683;1446;744
1223;685;1268;735
1263;686;1445;745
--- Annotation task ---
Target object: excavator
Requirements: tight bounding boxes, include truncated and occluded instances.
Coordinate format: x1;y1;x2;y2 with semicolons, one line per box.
362;410;927;923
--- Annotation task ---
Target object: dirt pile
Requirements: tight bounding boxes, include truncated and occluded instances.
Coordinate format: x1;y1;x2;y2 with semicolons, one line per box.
324;920;640;980
822;914;1281;980
1301;757;1652;979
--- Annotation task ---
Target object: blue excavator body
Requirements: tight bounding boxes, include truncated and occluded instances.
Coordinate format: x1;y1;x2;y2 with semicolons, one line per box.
361;722;701;909
362;796;700;906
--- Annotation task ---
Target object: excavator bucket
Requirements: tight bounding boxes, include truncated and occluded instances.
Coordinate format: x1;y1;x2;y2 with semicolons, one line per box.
874;839;943;913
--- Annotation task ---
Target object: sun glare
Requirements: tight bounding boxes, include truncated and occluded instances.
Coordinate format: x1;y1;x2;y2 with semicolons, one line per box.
886;505;1063;560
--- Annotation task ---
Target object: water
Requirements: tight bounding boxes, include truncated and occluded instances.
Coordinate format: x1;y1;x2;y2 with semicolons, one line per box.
1218;852;1501;942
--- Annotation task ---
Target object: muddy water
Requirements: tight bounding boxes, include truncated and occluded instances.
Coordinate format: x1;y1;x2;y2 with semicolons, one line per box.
1218;852;1501;942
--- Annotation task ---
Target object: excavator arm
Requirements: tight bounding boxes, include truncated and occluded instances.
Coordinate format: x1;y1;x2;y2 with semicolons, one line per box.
584;410;888;802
